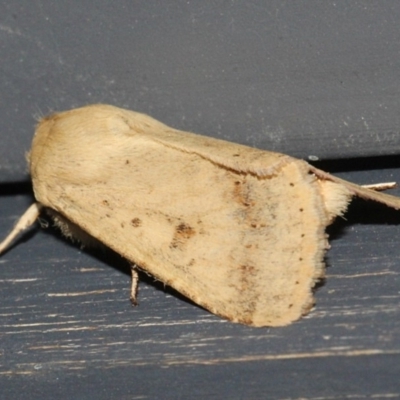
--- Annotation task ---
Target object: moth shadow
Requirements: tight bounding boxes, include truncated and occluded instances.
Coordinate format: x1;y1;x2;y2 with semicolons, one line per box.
0;181;32;196
90;246;191;304
312;154;400;173
327;196;400;241
317;196;400;292
40;224;197;306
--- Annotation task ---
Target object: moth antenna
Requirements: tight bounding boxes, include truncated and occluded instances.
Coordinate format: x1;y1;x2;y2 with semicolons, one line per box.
311;166;400;209
361;182;397;191
0;202;42;254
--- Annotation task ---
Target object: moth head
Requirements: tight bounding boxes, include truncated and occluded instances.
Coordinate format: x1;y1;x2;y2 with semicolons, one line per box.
29;105;132;205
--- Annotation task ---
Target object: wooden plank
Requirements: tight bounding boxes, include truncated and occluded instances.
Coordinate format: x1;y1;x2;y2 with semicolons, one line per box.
2;2;400;182
1;164;400;398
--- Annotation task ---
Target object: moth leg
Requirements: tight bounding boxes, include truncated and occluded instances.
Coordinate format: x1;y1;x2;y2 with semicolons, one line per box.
130;265;139;306
0;203;42;255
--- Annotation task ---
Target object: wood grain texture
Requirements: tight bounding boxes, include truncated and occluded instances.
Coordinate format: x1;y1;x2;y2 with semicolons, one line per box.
3;2;400;182
1;165;400;399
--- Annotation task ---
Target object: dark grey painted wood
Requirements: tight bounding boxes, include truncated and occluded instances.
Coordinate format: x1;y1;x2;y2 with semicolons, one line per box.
2;1;400;182
1;164;400;399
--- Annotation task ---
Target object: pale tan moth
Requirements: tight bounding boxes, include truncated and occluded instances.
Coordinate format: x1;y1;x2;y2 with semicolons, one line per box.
1;104;400;327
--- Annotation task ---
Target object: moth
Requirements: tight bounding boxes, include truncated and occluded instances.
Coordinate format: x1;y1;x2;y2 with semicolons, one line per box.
1;104;400;327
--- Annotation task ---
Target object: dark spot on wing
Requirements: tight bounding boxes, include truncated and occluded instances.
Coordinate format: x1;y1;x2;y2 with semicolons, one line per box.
131;218;142;227
170;222;196;249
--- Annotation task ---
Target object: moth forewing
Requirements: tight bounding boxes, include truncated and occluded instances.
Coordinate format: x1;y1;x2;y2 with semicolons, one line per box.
1;104;400;327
